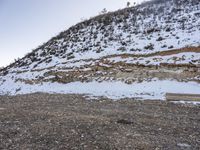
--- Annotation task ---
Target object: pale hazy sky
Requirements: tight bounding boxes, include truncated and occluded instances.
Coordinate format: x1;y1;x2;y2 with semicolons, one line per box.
0;0;144;67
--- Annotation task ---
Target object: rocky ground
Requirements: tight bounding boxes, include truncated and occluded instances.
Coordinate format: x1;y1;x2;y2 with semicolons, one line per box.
0;93;199;150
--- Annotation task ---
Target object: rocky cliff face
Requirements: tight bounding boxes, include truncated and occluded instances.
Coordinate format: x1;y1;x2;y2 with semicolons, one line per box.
0;0;200;99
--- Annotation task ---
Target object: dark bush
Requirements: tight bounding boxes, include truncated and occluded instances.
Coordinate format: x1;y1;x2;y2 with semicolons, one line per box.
156;37;164;41
144;43;154;50
168;45;174;49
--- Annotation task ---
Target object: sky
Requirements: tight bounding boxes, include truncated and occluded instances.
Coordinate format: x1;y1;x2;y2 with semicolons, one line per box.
0;0;144;67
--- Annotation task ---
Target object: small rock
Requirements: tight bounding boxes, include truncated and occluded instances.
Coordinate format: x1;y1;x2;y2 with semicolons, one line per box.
117;119;134;125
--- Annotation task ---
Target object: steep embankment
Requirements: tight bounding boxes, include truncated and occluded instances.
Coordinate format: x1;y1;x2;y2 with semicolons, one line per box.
0;0;200;99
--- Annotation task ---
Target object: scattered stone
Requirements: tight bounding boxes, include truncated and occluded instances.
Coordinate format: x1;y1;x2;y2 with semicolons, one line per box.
117;119;134;125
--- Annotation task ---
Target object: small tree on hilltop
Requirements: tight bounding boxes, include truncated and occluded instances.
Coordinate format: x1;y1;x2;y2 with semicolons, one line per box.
100;8;107;14
127;2;131;7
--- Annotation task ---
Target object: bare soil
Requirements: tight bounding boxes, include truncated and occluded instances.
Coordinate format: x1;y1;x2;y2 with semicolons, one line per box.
0;93;199;150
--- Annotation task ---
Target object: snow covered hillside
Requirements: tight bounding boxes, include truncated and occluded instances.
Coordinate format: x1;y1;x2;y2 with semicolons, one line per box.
0;0;200;99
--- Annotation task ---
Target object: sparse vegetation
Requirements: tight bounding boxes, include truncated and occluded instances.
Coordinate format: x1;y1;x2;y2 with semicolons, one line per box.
156;36;164;41
144;43;154;50
168;45;174;49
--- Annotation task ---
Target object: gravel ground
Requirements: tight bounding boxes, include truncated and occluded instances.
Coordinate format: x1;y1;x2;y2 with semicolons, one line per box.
0;93;199;150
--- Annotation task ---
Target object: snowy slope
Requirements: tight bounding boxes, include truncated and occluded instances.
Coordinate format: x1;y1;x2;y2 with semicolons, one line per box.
0;0;200;99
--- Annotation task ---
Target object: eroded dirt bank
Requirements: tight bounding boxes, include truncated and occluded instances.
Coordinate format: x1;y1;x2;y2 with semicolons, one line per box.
0;93;199;149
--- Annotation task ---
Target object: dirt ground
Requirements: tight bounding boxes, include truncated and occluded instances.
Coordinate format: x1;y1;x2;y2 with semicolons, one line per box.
0;93;199;150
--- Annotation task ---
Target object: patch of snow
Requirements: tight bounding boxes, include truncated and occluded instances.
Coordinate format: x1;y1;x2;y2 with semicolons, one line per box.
172;101;200;105
177;143;191;148
1;79;200;101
